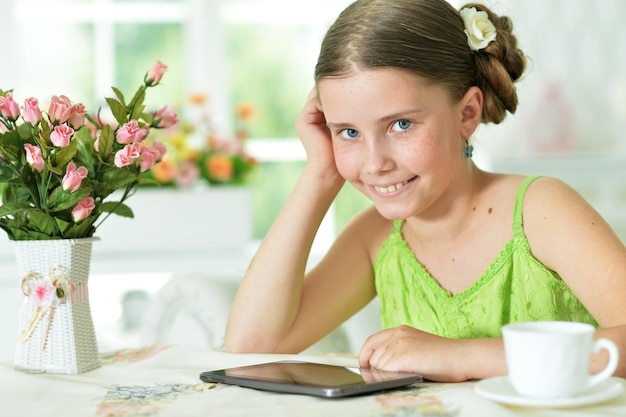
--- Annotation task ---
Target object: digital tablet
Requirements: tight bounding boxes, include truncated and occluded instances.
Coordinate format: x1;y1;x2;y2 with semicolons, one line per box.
199;360;423;398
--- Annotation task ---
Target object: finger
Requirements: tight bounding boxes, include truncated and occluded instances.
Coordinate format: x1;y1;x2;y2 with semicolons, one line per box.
296;95;325;132
368;342;389;370
358;345;372;369
358;329;392;368
302;97;325;124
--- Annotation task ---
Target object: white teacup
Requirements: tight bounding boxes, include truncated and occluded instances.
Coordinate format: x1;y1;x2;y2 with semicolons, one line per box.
502;321;619;398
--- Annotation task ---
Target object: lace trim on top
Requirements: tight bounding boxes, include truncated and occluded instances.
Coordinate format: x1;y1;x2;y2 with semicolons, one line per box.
377;175;541;300
384;223;530;300
373;175;598;338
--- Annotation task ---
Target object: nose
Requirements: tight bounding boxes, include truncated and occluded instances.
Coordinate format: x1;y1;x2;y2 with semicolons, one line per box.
363;138;394;175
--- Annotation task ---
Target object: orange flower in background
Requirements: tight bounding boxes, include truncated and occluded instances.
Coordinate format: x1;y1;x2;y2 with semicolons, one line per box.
235;102;257;121
188;92;209;106
142;93;257;187
206;154;234;182
152;159;178;184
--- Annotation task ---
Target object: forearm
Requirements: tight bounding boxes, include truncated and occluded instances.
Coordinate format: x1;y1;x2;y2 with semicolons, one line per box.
593;325;626;378
224;165;344;353
457;326;626;381
456;337;507;381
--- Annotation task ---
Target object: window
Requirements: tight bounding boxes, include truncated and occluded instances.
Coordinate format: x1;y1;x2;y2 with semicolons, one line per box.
222;0;367;239
2;0;367;243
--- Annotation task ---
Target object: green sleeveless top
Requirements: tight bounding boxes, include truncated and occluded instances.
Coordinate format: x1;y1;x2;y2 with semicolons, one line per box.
374;175;597;338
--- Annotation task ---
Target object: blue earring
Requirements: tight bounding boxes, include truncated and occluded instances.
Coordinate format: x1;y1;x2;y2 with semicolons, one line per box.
464;139;473;158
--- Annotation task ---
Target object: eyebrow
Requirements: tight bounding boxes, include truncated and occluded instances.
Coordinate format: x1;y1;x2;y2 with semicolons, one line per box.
326;109;424;129
326;122;349;129
378;109;424;122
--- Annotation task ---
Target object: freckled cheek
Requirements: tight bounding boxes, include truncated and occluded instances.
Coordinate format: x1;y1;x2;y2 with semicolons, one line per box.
332;144;360;181
402;139;438;170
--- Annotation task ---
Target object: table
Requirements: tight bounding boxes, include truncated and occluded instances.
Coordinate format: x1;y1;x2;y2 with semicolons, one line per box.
1;345;624;417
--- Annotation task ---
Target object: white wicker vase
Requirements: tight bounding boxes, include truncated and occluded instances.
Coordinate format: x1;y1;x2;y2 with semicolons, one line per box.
12;238;100;374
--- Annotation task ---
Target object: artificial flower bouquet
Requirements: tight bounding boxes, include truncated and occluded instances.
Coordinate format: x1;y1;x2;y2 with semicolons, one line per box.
147;95;257;187
0;61;176;240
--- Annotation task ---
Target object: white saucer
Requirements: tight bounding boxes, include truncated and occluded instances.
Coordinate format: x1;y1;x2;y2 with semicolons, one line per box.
475;376;624;408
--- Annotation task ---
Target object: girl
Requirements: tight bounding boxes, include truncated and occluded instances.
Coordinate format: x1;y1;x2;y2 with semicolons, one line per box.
224;0;626;382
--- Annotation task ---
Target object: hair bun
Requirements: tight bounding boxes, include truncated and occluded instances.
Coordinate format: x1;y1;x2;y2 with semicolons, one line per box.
465;3;527;124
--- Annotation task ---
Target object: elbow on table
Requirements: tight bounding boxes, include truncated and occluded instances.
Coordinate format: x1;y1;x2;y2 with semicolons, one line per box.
223;331;286;354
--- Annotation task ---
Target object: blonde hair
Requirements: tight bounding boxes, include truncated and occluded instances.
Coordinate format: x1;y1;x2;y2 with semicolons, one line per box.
314;0;526;124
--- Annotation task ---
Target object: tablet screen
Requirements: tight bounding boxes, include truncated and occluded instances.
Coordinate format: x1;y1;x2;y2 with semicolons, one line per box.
199;361;422;398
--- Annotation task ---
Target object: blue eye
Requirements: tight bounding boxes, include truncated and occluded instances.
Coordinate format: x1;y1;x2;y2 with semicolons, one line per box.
392;119;412;132
340;128;359;139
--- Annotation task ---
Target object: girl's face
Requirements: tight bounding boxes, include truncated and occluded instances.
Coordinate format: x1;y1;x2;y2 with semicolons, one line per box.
318;68;472;220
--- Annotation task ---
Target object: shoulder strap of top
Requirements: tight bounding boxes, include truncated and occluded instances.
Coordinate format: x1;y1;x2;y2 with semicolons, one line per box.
512;175;543;233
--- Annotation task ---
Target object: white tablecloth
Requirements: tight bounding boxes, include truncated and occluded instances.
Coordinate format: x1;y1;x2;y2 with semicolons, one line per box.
1;345;624;417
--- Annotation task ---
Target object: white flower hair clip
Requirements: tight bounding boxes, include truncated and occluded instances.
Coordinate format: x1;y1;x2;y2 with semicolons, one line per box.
460;7;496;51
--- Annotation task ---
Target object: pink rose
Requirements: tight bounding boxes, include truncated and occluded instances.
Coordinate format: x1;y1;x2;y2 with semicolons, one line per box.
146;61;167;86
50;124;74;147
24;144;44;171
72;197;95;222
116;120;149;144
62;162;88;192
137;145;161;172
21;97;42;124
151;141;167;159
67;102;86;129
48;95;74;124
153;106;178;128
114;143;141;167
0;92;20;120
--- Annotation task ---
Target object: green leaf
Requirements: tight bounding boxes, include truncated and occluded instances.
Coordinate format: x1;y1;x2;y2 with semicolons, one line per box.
16;122;37;142
97;168;136;194
53;137;78;170
74;128;97;173
46;162;63;176
100;201;134;218
106;97;128;125
129;86;146;110
111;86;126;106
0;222;17;240
55;215;97;238
37;119;52;148
137;175;161;187
48;186;89;211
8;227;55;240
0;163;19;182
97;125;115;161
54;216;74;235
62;223;95;238
130;104;146;121
0;129;24;160
0;202;26;217
140;112;154;127
27;209;59;237
3;181;33;205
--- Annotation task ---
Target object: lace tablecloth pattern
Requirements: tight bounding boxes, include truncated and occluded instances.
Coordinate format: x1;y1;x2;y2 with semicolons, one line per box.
1;344;624;417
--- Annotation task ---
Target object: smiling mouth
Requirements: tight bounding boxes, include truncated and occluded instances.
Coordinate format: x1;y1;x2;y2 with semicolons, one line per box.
372;177;417;194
